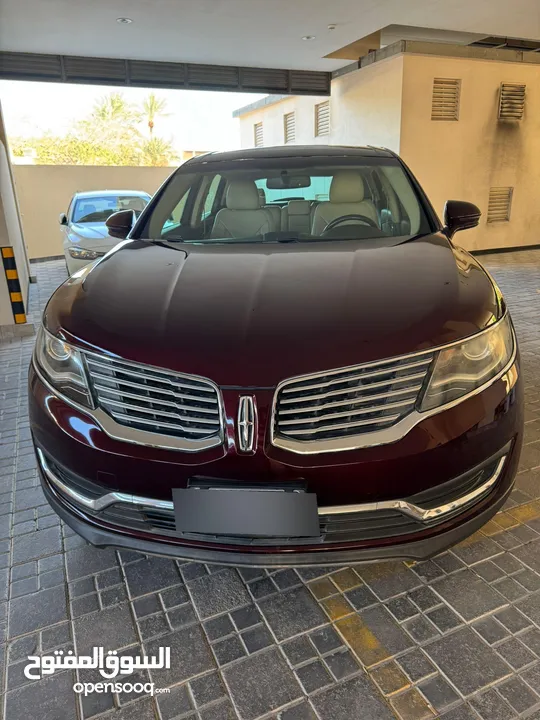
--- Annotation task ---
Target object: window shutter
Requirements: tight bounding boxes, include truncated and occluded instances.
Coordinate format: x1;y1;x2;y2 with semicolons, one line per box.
254;122;263;147
315;101;330;136
487;187;513;222
498;83;526;120
284;112;296;144
431;78;461;121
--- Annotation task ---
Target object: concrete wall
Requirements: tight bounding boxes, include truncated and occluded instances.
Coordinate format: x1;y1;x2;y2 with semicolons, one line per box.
13;165;174;259
400;53;540;251
238;96;330;148
330;56;403;152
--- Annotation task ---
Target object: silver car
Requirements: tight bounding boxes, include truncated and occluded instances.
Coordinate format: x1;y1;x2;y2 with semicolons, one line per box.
60;190;151;274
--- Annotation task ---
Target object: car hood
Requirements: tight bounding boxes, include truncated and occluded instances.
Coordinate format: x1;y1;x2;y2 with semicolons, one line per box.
68;223;116;251
46;235;502;386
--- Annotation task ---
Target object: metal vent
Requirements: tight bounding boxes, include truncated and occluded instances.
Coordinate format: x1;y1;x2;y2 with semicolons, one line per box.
254;122;264;147
498;83;526;120
241;67;289;92
315;101;330;136
431;78;461;121
291;70;331;94
187;64;238;89
84;353;223;444
273;353;434;443
63;56;127;84
487;187;513;223
0;51;62;80
284;112;296;144
0;51;331;96
128;60;186;87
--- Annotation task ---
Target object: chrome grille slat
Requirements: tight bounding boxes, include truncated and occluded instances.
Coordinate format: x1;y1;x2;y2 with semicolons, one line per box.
279;372;428;405
84;352;223;443
278;384;423;415
89;372;217;404
93;384;219;414
99;397;220;425
281;357;433;394
107;410;215;435
86;357;215;393
278;398;416;426
282;413;402;436
274;353;434;443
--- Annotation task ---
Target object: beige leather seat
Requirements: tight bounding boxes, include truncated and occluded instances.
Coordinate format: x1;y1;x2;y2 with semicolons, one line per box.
311;171;379;236
212;180;273;239
264;205;281;232
281;200;312;233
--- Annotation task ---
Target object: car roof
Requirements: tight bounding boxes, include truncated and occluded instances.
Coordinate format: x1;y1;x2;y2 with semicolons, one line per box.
72;190;151;199
185;145;395;166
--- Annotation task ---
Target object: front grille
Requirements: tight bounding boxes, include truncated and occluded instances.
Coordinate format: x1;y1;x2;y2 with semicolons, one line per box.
84;353;223;441
273;353;434;442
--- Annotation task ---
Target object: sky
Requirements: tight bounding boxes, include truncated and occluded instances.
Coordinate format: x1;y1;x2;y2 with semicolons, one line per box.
0;80;265;153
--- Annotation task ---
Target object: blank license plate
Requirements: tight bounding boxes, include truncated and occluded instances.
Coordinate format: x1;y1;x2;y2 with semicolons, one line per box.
173;488;320;538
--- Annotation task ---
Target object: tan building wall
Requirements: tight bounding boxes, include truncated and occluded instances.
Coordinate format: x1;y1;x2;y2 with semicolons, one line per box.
238;96;330;148
400;53;540;251
13;165;173;259
331;56;404;152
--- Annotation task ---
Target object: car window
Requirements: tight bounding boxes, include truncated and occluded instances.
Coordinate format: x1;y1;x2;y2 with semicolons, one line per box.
72;195;149;223
139;157;433;245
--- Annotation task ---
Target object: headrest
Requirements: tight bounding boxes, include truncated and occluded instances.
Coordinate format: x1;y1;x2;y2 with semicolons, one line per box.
287;200;311;216
329;171;365;203
226;180;261;211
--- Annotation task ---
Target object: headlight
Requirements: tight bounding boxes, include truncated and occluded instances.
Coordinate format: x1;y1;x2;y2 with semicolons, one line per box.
420;314;515;411
68;247;101;260
34;327;94;408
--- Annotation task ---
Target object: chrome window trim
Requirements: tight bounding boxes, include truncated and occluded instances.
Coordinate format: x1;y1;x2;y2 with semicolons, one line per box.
270;315;517;455
37;447;507;522
33;355;226;453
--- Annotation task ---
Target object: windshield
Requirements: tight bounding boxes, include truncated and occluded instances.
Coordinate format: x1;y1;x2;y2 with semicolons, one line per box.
72;195;150;224
138;156;433;245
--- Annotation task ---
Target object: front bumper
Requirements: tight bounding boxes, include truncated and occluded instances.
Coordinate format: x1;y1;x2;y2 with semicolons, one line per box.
30;359;523;566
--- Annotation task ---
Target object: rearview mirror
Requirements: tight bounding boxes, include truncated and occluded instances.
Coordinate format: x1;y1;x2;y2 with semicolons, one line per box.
266;175;311;190
59;213;68;226
106;209;135;240
444;200;481;238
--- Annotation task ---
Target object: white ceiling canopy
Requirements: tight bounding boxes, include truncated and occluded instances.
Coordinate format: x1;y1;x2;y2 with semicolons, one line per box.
1;0;539;72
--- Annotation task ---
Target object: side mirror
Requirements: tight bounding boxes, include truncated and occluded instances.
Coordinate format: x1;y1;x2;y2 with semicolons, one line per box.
106;209;135;240
59;213;68;226
444;200;481;238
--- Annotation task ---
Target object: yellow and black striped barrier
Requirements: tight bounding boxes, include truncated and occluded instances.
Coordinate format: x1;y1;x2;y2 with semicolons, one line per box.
1;247;26;324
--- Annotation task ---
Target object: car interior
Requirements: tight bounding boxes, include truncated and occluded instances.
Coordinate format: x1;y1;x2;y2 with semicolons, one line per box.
147;163;427;243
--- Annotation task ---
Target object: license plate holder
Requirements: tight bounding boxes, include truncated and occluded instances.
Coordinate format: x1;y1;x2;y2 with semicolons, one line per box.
173;487;320;538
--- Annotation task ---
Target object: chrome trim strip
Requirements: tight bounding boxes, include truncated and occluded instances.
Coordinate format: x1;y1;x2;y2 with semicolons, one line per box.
270;316;517;455
37;447;506;522
33;362;225;453
319;455;507;519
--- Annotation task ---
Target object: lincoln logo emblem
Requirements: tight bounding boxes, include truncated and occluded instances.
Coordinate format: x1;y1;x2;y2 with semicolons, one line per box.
237;396;257;453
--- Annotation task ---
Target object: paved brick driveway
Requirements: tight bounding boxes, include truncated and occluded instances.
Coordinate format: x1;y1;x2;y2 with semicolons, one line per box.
1;250;540;720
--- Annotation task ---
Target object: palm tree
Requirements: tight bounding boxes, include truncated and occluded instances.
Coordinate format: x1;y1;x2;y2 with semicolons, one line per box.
142;93;170;137
141;137;178;166
91;93;142;126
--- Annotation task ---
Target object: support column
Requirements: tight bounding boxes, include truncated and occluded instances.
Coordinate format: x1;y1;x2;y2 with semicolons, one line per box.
0;99;33;337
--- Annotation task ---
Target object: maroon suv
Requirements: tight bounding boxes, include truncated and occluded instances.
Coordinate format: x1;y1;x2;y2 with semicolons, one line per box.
29;146;523;566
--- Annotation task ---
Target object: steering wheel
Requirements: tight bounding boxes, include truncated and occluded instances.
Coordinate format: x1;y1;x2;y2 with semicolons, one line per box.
321;214;379;235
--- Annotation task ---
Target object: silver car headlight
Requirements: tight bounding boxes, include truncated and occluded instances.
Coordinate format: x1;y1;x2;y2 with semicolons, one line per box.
34;326;94;408
420;314;515;411
68;247;101;260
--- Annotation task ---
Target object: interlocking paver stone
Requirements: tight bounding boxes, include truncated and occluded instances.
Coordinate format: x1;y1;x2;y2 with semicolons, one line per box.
311;675;395;720
223;647;302;720
9;584;67;636
258;587;326;641
187;567;250;618
423;628;512;695
432;569;507;621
